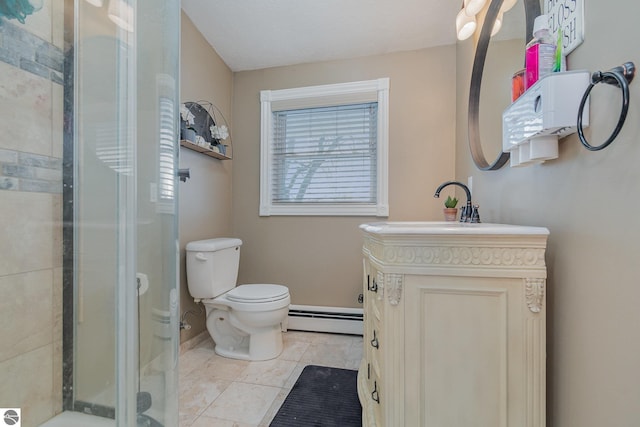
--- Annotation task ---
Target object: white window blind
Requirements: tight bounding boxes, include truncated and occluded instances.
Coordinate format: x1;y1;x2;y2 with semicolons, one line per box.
260;78;389;217
158;96;176;203
272;103;378;205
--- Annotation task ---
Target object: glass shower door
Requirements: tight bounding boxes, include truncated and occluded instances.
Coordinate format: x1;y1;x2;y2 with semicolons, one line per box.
67;0;180;425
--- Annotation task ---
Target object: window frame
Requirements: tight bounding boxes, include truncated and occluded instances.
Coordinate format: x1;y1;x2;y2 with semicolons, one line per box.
259;78;389;217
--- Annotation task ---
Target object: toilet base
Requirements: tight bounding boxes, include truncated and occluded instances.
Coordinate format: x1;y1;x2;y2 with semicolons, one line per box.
214;323;283;361
206;307;285;361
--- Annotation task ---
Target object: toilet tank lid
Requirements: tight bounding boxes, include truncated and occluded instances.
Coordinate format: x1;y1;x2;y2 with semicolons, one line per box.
186;238;242;252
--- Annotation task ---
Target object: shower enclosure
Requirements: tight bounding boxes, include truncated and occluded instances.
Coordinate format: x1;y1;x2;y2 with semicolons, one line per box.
62;0;181;425
0;0;180;425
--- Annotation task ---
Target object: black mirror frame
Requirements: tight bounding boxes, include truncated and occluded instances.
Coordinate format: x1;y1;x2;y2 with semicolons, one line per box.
468;0;540;170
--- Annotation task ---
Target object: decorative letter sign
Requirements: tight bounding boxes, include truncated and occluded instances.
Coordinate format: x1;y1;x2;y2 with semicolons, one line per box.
544;0;584;55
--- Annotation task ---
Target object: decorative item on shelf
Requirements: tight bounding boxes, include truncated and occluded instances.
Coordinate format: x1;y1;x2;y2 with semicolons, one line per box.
210;123;229;145
443;196;459;222
180;104;197;142
179;101;233;159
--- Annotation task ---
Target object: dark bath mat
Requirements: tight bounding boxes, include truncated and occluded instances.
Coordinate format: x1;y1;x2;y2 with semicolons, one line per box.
270;365;362;427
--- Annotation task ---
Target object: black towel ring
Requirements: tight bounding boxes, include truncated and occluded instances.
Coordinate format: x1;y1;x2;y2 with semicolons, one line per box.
577;62;635;151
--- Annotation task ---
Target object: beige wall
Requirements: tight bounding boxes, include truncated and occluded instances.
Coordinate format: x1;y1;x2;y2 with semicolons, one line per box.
456;2;640;426
179;12;234;343
232;47;457;308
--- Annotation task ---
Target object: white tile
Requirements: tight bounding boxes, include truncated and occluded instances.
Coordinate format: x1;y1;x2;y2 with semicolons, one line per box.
0;270;53;363
179;412;198;427
311;332;362;345
179;346;216;378
179;372;230;419
0;191;55;276
300;341;358;369
0;344;54;426
236;358;297;388
202;382;281;425
279;333;311;361
281;330;317;343
0;62;53;156
200;353;251;382
191;415;256;427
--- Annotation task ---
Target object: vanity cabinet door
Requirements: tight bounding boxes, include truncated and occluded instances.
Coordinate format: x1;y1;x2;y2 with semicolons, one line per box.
403;274;543;427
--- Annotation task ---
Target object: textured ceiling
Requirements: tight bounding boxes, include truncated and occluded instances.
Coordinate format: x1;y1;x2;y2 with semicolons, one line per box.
181;0;462;72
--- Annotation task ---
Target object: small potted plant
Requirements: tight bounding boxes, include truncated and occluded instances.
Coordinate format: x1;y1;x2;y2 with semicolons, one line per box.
443;196;458;221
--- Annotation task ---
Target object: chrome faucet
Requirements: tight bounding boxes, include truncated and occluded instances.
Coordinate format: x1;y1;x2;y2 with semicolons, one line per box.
434;180;480;223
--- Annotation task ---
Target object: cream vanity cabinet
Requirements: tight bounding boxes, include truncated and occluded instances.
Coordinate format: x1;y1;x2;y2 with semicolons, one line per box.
357;222;549;427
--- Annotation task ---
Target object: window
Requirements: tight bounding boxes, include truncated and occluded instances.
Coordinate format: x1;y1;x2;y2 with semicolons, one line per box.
260;78;389;216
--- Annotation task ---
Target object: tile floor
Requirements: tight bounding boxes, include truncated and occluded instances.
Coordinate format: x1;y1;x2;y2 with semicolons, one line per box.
179;331;363;427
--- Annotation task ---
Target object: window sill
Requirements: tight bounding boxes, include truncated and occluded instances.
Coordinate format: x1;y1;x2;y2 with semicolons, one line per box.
260;203;389;217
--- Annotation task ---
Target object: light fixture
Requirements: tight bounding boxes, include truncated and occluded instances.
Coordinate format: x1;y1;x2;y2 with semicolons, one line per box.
456;8;477;41
84;0;104;6
491;11;504;36
108;0;134;32
464;0;487;17
499;0;517;13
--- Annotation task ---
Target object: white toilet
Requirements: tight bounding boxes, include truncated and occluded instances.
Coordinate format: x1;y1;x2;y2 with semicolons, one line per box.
186;238;290;361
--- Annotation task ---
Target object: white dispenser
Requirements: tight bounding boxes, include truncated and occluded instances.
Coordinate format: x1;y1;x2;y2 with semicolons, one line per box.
503;71;590;167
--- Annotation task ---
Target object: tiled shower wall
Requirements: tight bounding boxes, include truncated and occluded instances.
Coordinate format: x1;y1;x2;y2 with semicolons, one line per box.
0;2;65;426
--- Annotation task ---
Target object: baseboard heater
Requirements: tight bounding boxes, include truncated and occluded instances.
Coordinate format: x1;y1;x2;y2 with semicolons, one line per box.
286;304;363;335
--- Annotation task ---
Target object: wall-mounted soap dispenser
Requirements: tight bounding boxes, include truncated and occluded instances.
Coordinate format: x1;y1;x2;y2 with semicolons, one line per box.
502;71;590;167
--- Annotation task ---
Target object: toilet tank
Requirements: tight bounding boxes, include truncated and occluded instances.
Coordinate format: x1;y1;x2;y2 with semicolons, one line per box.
186;238;242;300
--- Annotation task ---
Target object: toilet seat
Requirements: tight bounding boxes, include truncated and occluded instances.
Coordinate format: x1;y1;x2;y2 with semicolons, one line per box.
226;284;289;303
204;284;291;313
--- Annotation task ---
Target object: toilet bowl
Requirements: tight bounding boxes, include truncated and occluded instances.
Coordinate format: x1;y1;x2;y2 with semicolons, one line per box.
186;238;290;361
203;284;290;360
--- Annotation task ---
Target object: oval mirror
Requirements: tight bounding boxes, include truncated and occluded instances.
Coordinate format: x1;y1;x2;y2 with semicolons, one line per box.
468;0;540;170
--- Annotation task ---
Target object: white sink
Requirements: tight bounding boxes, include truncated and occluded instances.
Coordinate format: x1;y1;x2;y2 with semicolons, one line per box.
360;221;549;236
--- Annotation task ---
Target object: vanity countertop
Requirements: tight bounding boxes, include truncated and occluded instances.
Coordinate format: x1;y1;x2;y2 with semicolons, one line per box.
360;221;549;236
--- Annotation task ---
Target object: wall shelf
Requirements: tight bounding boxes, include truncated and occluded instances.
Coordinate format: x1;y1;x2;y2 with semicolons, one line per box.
180;139;232;160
